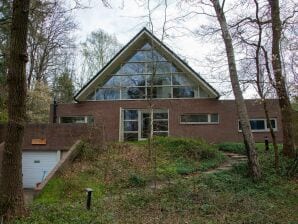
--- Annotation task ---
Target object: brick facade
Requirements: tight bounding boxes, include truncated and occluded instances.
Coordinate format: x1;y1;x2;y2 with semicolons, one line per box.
52;98;283;143
0;123;104;151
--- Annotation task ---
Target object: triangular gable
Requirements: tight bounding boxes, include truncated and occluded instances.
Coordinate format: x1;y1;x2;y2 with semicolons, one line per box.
75;28;220;101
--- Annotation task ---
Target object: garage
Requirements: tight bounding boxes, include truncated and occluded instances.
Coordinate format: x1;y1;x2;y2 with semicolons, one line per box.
22;151;59;188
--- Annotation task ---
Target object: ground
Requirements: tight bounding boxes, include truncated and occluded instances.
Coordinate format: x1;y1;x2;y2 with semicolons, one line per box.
13;137;298;224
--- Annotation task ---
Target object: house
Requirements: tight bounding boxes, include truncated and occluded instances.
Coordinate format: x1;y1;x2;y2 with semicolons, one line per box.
52;28;282;143
0;28;283;189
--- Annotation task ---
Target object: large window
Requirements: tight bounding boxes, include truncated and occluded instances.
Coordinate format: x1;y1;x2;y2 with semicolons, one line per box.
123;110;139;141
121;109;169;141
180;113;219;124
86;43;205;101
238;118;277;132
59;116;94;124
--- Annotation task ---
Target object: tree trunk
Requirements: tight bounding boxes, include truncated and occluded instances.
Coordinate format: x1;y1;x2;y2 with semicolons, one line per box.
0;0;30;220
253;0;279;170
210;0;261;180
263;101;279;169
268;0;296;158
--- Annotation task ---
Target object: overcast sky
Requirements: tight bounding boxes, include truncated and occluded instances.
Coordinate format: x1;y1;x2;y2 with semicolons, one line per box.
71;0;259;99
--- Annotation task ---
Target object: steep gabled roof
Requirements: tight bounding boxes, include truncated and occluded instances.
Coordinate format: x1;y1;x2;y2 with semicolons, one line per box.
75;27;220;101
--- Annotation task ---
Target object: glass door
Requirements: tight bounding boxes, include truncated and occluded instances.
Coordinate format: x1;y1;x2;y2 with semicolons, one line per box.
121;109;169;141
140;111;151;140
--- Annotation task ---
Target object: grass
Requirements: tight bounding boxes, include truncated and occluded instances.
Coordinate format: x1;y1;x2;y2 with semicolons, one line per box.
217;141;284;155
12;137;298;224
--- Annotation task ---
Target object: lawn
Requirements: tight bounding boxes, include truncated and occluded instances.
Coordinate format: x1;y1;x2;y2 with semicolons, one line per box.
13;137;298;224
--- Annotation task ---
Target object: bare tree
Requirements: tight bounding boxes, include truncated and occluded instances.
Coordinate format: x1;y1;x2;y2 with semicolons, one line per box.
210;0;261;180
230;0;280;169
268;0;296;157
80;28;122;82
27;0;77;89
0;0;30;220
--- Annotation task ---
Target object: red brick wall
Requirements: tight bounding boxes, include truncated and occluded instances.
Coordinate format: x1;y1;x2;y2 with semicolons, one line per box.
0;123;104;151
54;99;283;143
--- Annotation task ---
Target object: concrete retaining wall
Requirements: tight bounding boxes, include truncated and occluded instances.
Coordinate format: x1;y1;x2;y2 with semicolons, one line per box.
35;140;82;193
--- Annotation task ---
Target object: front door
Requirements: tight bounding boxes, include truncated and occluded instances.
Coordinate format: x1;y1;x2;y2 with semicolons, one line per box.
140;112;150;140
121;109;169;141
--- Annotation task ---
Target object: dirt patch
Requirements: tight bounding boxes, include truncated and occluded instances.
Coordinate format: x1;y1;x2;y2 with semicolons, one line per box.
24;189;36;205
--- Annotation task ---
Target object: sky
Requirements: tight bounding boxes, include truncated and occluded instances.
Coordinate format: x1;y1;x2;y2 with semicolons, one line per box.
71;0;258;99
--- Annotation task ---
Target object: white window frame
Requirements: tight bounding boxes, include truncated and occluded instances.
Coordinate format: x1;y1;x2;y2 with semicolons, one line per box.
180;113;219;124
238;118;277;132
120;108;169;141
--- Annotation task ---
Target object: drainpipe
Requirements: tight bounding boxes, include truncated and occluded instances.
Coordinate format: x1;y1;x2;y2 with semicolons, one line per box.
53;98;58;123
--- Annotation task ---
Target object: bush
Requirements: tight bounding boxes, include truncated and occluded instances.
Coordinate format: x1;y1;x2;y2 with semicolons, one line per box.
154;136;218;160
76;141;98;161
128;174;146;187
217;142;246;155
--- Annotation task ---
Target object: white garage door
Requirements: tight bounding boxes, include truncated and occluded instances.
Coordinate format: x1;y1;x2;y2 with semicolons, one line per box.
22;151;59;188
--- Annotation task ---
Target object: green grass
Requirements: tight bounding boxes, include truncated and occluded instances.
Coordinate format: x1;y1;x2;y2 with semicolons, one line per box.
218;142;284;155
217;142;246;154
153;137;226;176
12;137;298;224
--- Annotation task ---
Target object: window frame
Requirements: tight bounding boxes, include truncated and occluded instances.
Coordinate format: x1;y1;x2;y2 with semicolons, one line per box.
238;118;277;132
180;113;219;125
59;115;94;124
87;71;200;101
120;108;169;141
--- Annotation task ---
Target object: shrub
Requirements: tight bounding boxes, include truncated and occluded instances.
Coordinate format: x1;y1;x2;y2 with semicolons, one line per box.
128;174;146;187
217;142;246;155
154;136;218;160
76;141;98;161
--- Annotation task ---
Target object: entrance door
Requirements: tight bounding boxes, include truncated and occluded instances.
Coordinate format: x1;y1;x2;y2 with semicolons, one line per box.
121;109;169;141
140;112;150;140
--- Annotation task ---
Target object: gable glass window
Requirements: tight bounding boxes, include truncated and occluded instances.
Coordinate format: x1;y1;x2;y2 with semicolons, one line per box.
86;43;206;101
95;88;120;100
59;116;94;124
180;113;219;124
238;118;277;132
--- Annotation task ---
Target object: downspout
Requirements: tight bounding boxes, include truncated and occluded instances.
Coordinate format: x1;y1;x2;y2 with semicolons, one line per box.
53;98;58;123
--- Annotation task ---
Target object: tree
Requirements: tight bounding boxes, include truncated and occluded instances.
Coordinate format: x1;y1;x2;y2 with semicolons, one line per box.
268;0;296;157
26;81;52;122
229;0;280;169
81;29;122;81
26;0;77;89
0;0;11;123
52;71;75;103
0;0;30;220
210;0;261;180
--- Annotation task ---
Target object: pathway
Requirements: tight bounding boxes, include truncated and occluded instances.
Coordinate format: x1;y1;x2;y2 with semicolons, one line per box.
204;152;247;174
148;152;247;189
